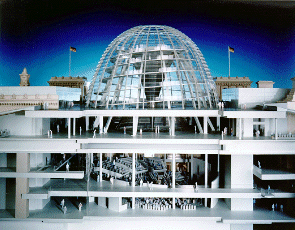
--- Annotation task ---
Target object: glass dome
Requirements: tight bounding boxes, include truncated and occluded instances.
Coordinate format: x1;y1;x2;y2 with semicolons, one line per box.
86;25;218;110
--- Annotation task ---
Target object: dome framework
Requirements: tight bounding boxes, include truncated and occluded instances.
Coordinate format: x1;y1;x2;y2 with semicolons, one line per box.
86;25;218;110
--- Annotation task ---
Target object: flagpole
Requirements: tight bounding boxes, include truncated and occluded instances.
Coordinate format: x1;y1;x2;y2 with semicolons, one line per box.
228;46;230;77
69;47;71;77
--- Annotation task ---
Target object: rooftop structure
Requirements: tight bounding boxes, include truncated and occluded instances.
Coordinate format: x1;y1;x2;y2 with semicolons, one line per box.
86;25;218;110
214;76;252;100
48;76;87;100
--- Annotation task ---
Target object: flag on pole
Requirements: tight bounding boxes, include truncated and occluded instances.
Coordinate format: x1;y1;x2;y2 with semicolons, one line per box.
228;46;234;53
70;47;77;52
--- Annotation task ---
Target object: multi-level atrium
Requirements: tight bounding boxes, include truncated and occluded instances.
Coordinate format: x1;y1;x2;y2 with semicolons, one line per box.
86;25;218;110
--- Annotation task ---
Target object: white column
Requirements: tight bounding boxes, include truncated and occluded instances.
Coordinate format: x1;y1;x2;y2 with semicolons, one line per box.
172;153;175;189
239;118;242;140
100;152;103;182
90;153;93;165
205;154;208;188
190;154;194;180
275;118;278;140
203;117;208;134
73;118;76;136
171;116;175;136
15;153;30;218
68;118;71;139
217;153;220;173
86;116;89;131
132;153;135;187
230;155;253;211
133;116;138;136
99;116;104;134
132;197;135;209
172;197;175;209
217;116;220;131
204;153;208;207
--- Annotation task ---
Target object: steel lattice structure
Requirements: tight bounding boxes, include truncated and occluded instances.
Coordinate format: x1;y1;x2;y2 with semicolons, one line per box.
86;25;218;110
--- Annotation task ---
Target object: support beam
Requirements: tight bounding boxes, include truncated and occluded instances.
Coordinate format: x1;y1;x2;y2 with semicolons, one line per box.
205;153;208;188
172;197;175;209
275;118;278;140
68;118;71;139
217;116;220;131
194;117;203;133
203;117;208;134
190;155;194;180
217;154;220;173
205;153;208;207
100;152;103;182
15;153;30;218
73;118;76;136
239;118;242;140
172;153;175;189
132;197;135;209
170;116;175;136
86;116;89;131
99;116;104;134
132;153;135;187
104;116;113;133
207;117;215;131
133;116;138;136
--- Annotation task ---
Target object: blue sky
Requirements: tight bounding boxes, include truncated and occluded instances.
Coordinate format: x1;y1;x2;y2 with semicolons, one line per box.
0;0;294;88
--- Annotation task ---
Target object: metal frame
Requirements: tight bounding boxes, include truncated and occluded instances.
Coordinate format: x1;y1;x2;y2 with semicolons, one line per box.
86;25;218;110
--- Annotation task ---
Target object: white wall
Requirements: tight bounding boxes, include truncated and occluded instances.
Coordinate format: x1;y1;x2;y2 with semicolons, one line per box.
287;112;295;133
231;198;253;211
231;155;253;189
277;118;288;135
0;114;50;136
243;118;253;137
29;198;50;211
30;153;51;168
238;88;289;108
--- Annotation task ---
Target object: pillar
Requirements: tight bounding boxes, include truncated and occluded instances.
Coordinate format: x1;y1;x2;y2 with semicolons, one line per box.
73;118;76;136
100;152;103;182
86;116;89;131
171;116;175;136
172;153;175;189
15;153;30;218
132;197;135;209
204;153;208;207
68;118;71;139
190;155;194;180
217;116;220;131
230;155;253;211
203;117;208;134
132;153;135;187
133;116;138;136
275;118;278;140
99;116;103;134
239;118;242;140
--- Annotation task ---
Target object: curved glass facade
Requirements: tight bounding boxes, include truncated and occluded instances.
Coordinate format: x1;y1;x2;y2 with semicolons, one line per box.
86;25;218;109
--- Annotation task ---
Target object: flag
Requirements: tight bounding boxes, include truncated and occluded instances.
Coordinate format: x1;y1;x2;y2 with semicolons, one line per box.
228;46;234;53
70;47;76;52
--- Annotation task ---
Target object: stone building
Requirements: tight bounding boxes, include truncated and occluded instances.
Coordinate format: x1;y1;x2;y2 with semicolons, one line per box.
214;76;252;100
48;76;87;101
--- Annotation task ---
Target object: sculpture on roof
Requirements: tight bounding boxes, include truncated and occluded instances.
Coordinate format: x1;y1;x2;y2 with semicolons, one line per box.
19;67;30;86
